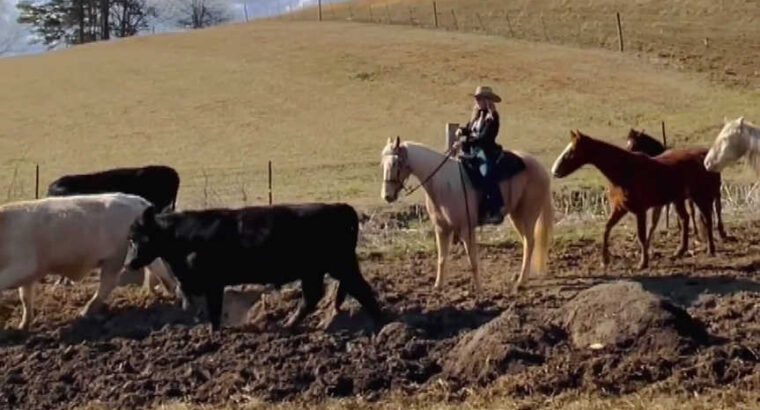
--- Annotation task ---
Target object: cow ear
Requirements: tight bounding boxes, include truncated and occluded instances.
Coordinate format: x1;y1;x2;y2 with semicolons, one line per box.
394;136;401;148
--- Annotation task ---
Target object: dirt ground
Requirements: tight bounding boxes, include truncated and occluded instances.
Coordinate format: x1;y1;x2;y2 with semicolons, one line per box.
2;217;760;409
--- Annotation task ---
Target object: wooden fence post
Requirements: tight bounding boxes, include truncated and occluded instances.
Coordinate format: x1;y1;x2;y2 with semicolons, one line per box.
386;4;392;23
433;2;438;28
476;12;486;32
268;161;273;205
505;10;515;37
451;9;458;30
540;14;549;41
408;7;414;25
349;4;353;19
616;12;624;52
369;5;373;22
35;164;39;199
662;121;669;229
318;0;322;21
446;123;459;149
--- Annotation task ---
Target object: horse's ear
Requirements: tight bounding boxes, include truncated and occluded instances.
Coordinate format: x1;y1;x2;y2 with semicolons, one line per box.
739;117;745;128
394;136;401;148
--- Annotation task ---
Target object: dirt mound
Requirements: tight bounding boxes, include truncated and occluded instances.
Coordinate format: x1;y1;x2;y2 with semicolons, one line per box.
555;281;710;352
441;308;562;385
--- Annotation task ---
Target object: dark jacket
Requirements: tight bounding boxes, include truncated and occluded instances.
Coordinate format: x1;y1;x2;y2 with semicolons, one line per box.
459;109;502;158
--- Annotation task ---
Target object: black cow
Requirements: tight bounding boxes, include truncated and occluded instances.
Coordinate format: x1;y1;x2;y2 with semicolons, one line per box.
47;165;180;212
124;203;386;331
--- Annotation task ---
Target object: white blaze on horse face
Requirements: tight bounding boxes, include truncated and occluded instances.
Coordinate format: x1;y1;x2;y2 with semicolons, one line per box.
551;142;575;178
381;149;398;202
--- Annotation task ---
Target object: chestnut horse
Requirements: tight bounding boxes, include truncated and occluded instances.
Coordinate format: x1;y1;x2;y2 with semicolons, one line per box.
552;130;715;269
626;129;727;241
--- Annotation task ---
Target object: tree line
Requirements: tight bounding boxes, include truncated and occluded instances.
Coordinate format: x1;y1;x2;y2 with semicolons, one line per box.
16;0;235;49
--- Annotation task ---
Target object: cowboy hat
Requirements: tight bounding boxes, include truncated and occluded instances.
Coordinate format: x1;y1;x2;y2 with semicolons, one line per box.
471;86;502;103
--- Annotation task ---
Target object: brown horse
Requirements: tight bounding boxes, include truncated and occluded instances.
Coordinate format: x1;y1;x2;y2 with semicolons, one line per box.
552;130;715;269
626;129;727;241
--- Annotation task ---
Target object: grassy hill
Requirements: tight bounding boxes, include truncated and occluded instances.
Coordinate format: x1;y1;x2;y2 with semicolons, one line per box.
0;20;758;209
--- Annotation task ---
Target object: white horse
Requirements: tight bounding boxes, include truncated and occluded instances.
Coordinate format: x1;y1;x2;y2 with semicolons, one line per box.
705;117;760;173
380;137;553;292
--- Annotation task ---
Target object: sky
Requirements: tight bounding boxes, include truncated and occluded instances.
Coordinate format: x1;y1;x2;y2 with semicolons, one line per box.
0;0;335;58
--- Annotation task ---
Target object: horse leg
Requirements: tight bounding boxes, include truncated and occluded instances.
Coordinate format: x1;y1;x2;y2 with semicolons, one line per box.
460;231;481;295
647;206;663;246
602;207;627;267
689;199;701;242
18;282;35;330
696;199;716;255
635;212;649;270
433;227;453;289
673;200;689;258
715;195;728;241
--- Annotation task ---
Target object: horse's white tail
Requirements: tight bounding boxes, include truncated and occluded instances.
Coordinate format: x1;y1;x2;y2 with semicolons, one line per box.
531;184;553;276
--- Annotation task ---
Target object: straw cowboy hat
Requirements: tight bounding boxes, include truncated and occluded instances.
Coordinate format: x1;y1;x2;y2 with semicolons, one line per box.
471;86;502;103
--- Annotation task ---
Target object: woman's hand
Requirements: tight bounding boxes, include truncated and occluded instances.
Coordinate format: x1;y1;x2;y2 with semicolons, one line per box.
454;128;464;138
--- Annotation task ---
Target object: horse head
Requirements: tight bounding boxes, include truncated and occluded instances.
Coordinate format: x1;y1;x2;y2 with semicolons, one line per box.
705;117;750;172
551;130;590;178
380;136;410;202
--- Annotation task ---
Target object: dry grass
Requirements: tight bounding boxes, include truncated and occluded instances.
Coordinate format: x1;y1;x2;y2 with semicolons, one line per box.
75;388;760;410
1;20;759;209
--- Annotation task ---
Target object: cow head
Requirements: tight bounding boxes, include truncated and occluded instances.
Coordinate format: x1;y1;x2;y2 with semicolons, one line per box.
125;206;165;270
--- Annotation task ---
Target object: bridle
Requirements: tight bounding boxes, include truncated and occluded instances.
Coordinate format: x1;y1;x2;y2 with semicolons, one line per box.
383;144;458;198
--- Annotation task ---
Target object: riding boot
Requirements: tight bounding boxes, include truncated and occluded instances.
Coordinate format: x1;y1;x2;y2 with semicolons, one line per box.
480;172;504;225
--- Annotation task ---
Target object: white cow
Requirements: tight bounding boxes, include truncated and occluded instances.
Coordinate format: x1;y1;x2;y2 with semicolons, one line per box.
0;193;179;329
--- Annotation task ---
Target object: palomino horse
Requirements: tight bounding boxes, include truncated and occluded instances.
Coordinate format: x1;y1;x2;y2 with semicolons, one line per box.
627;129;727;241
380;137;553;293
705;117;760;173
552;130;716;269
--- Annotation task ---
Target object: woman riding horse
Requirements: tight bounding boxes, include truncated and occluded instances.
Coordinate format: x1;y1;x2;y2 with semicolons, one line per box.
454;86;505;225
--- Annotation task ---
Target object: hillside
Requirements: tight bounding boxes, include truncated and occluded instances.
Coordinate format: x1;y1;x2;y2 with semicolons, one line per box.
0;20;758;209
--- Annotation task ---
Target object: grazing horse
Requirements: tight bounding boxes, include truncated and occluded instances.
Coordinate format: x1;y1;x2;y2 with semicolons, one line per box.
705;117;760;173
381;137;553;293
552;130;716;269
627;129;727;241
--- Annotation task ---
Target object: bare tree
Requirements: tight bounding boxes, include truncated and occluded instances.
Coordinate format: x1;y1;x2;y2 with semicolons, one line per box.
152;0;232;29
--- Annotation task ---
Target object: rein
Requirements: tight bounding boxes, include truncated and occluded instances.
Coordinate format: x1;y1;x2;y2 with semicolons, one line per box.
386;146;458;197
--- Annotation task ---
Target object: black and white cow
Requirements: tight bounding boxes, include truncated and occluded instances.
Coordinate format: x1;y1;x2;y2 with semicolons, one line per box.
124;203;386;330
47;165;180;213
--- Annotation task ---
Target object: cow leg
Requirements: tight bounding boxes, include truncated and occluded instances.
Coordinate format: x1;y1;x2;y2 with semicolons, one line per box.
81;260;123;317
330;255;385;325
205;285;224;331
18;283;35;330
284;276;324;329
334;282;347;313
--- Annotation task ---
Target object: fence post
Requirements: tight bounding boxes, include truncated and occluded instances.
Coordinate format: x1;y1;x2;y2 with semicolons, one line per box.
348;4;353;19
408;7;414;25
369;5;373;22
35;164;39;199
318;0;322;21
386;4;392;23
476;12;486;32
505;10;515;37
662;121;669;229
432;2;438;28
446;123;459;149
616;12;624;52
268;161;273;205
540;14;549;41
450;9;458;30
